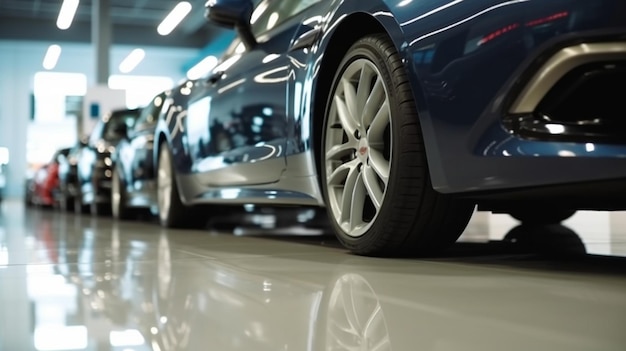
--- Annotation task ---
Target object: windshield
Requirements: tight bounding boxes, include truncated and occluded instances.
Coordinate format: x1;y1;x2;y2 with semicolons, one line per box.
102;110;140;142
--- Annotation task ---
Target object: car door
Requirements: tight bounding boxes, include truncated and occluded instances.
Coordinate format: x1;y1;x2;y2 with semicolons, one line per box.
186;0;320;187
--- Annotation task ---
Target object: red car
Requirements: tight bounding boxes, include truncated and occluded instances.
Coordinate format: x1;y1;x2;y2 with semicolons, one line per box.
28;148;71;207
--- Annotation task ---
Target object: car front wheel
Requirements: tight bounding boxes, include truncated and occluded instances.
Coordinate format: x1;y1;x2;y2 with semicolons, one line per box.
157;142;206;229
321;34;474;257
111;166;134;220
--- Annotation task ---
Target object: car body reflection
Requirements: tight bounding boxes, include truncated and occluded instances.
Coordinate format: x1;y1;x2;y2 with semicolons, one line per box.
10;207;626;350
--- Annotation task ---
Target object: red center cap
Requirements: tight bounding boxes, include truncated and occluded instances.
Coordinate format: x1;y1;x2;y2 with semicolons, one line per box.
359;146;368;156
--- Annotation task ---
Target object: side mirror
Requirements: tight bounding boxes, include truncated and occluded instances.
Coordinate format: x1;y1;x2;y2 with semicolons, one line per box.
205;0;257;49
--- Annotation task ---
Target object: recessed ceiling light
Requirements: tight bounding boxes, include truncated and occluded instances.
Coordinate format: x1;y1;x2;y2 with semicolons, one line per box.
57;0;79;30
43;45;62;70
119;49;146;73
157;2;192;36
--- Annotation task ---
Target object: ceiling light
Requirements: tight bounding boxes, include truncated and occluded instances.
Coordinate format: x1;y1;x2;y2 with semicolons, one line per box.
186;55;218;79
57;0;79;30
157;2;192;36
119;49;146;73
43;45;62;70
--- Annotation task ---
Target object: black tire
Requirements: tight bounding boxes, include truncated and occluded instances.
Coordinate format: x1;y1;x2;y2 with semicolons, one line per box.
74;190;89;214
111;166;135;220
320;34;475;257
58;182;75;212
157;142;206;229
60;194;75;212
509;209;576;224
90;200;111;216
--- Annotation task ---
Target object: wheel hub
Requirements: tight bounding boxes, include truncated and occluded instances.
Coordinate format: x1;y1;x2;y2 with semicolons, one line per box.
357;139;369;162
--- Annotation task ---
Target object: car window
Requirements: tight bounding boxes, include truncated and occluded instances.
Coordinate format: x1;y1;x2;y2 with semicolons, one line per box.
102;110;139;142
250;0;320;37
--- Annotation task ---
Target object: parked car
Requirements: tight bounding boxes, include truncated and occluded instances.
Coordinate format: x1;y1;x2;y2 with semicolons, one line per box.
26;147;71;207
57;138;88;212
110;92;169;219
75;108;141;215
153;0;626;256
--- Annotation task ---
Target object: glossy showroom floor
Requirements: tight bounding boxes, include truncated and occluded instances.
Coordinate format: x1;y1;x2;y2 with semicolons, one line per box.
1;200;626;351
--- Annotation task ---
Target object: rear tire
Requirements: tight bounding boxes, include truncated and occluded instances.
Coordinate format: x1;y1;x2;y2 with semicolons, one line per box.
111;166;135;220
91;200;111;216
321;34;474;257
58;184;75;212
74;191;89;214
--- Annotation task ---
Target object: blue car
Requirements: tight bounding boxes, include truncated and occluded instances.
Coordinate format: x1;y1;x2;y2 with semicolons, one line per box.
154;0;626;256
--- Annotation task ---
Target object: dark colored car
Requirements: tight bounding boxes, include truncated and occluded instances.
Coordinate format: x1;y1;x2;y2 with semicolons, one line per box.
110;92;168;219
27;147;71;207
57;138;88;212
75;108;141;215
153;0;626;256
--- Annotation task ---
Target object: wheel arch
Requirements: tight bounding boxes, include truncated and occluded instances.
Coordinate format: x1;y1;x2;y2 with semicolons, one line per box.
310;11;430;187
311;13;386;189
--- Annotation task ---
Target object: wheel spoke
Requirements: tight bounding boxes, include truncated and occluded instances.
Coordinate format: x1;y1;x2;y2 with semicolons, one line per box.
326;143;355;162
341;77;359;127
368;149;389;184
356;62;375;117
361;76;385;128
339;162;360;225
348;170;367;230
367;99;389;143
362;166;383;210
327;159;357;187
334;95;358;138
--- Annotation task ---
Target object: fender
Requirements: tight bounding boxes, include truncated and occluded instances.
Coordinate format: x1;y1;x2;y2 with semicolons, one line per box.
152;84;197;178
285;0;431;177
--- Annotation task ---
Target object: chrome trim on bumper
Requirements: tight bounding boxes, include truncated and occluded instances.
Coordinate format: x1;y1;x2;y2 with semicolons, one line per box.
509;42;626;114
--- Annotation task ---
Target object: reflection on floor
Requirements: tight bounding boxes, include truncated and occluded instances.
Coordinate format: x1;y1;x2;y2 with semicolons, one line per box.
1;200;626;351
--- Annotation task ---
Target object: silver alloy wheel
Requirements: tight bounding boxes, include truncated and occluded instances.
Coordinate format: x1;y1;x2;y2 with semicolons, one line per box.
157;147;172;224
111;168;121;218
325;59;391;237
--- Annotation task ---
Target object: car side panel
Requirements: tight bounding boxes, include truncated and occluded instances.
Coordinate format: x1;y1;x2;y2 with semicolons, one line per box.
393;0;626;193
299;0;626;195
